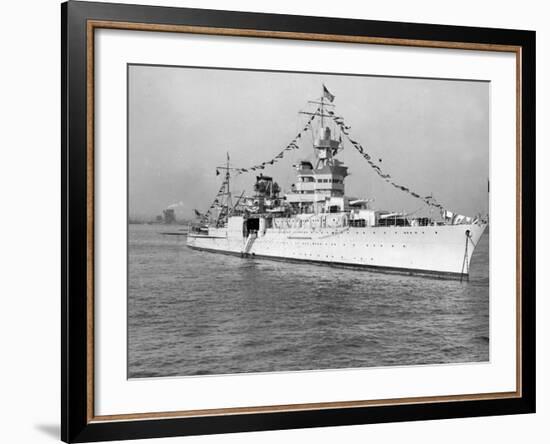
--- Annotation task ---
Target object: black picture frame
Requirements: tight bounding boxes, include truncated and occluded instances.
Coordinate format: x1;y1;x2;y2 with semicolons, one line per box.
62;1;536;442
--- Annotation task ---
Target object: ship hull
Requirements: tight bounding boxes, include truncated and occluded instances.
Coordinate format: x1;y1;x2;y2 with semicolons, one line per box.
187;223;487;278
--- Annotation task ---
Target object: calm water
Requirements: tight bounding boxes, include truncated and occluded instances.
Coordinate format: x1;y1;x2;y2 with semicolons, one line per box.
128;224;489;378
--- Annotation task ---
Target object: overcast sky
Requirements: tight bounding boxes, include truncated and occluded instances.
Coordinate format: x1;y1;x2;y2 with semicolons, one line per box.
128;65;489;220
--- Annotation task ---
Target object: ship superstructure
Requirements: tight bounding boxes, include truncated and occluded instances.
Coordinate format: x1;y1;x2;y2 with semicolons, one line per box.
187;86;487;278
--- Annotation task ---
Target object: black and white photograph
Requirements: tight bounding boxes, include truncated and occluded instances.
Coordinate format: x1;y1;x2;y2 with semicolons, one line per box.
1;0;541;442
127;65;490;378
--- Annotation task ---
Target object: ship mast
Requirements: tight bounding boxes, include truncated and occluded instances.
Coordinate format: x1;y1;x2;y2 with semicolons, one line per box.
299;85;340;170
301;93;335;123
321;94;324;127
286;85;347;215
225;152;232;211
215;152;234;225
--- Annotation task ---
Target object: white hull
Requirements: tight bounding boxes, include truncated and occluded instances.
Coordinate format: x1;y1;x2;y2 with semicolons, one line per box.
187;223;487;277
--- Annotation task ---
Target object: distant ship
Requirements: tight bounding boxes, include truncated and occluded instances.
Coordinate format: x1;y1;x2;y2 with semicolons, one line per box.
187;86;487;278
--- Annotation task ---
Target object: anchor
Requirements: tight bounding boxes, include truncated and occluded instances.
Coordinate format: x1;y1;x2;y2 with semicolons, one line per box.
460;229;478;282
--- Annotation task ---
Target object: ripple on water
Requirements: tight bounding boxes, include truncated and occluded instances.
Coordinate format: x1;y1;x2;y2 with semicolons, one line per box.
128;225;490;378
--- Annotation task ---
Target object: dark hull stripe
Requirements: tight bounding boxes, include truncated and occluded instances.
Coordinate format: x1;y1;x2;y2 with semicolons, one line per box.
186;245;467;280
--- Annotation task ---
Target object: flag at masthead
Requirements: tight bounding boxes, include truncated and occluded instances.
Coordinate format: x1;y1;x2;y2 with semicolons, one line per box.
322;84;335;102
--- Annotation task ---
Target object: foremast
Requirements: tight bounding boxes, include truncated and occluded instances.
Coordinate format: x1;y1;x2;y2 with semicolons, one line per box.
286;85;349;214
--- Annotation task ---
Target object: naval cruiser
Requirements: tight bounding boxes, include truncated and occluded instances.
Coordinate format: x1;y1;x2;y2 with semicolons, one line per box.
187;86;487;278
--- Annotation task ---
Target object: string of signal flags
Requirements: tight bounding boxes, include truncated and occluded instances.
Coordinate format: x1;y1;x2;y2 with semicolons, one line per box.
214;98;448;213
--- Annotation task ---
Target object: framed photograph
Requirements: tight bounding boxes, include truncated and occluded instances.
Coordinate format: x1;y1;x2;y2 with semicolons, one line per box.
62;1;535;442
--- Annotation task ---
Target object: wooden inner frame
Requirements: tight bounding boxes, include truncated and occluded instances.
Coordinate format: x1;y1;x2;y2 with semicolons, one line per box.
86;19;523;423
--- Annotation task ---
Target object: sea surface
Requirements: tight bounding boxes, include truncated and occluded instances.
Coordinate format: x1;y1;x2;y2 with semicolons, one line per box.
128;224;489;378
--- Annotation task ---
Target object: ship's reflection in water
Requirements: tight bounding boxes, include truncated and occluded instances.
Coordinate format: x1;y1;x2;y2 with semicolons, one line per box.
128;224;489;378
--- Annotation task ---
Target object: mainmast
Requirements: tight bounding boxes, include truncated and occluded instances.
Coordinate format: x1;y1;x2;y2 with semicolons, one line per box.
214;152;235;225
225;152;232;211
